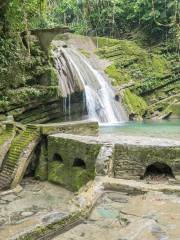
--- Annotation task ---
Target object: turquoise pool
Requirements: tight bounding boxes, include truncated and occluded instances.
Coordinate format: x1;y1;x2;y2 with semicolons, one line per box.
100;119;180;139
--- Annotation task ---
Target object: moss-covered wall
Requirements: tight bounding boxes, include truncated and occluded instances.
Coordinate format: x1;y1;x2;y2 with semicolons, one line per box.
113;144;180;179
35;138;48;181
47;135;101;191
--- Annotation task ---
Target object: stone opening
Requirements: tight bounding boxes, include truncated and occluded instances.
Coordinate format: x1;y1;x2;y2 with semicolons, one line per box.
53;153;63;163
73;158;86;169
143;162;174;179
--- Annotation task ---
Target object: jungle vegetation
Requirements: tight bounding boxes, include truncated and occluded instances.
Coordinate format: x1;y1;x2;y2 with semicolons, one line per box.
0;0;179;119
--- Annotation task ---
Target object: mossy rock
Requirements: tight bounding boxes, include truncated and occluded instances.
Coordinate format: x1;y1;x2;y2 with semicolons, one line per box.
95;36;178;119
92;37;120;48
123;89;148;120
39;67;59;86
105;63;131;86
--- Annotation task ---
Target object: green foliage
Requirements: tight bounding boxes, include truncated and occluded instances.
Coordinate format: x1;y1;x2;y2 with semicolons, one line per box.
1;0;178;42
123;89;148;118
97;36;179;118
105;64;130;85
5;0;48;31
98;38;171;90
0;32;52;96
0;87;59;111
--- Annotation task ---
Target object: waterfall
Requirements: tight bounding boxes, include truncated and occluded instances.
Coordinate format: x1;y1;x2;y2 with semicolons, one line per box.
53;45;126;123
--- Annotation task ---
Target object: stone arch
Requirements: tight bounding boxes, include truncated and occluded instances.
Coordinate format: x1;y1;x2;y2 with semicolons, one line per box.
29;27;72;52
143;162;174;179
53;153;63;163
73;158;86;169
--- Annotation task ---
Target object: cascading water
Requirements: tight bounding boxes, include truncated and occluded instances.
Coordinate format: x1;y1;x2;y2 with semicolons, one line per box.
53;44;127;123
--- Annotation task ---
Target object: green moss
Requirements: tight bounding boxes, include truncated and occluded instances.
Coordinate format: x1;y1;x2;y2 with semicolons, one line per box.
95;36;177;119
0;126;14;145
48;161;66;186
18;210;85;240
35;142;48;181
169;103;180;117
0;86;59;112
92;37;120;48
48;161;95;191
151;55;171;78
96;38;172;86
105;63;131;86
79;48;90;58
71;167;95;191
123;89;148;119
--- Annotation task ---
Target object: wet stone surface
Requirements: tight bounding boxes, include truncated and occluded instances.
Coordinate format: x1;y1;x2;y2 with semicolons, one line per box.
53;191;180;240
0;178;73;240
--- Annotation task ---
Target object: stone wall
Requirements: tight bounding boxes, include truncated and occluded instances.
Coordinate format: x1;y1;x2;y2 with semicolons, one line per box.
47;134;101;191
113;144;180;179
40;121;98;136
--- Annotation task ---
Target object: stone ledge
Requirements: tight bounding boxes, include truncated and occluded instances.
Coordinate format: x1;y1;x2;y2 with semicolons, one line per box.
38;120;99;136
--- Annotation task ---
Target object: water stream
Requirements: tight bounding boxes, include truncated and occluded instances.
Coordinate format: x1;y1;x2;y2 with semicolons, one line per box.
53;45;127;123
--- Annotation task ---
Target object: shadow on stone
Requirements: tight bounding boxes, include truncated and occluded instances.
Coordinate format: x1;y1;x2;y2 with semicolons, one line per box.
73;158;86;169
143;162;174;179
53;153;63;163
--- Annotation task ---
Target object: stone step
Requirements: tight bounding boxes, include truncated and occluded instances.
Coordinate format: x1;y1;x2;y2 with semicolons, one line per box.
0;129;39;190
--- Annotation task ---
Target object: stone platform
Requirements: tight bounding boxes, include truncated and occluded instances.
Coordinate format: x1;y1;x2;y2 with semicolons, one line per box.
47;133;180;187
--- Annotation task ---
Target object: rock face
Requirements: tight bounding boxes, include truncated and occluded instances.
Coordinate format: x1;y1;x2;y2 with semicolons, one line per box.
96;37;180;120
0;32;85;124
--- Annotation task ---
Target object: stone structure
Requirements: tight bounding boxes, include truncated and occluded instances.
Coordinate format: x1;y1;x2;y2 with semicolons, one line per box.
47;134;101;191
0;125;40;190
44;133;180;190
0;120;180;192
0;123;15;168
39;120;99;136
0;121;99;190
29;26;73;51
113;144;180;180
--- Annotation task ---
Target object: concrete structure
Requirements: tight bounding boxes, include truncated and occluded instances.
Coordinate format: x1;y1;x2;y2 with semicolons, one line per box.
48;134;101;190
46;133;180;190
30;26;72;51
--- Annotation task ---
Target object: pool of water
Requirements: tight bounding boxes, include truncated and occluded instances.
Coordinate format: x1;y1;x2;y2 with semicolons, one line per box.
100;119;180;139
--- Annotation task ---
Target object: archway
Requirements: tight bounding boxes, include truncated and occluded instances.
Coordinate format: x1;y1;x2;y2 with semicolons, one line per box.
53;153;63;163
143;162;174;179
73;158;86;169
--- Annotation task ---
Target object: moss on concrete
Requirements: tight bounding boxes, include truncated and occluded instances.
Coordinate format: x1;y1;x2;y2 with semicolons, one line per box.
40;121;99;136
47;135;101;191
48;161;94;191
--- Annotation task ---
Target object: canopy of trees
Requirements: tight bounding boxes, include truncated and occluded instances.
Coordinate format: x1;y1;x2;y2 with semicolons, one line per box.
1;0;179;42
